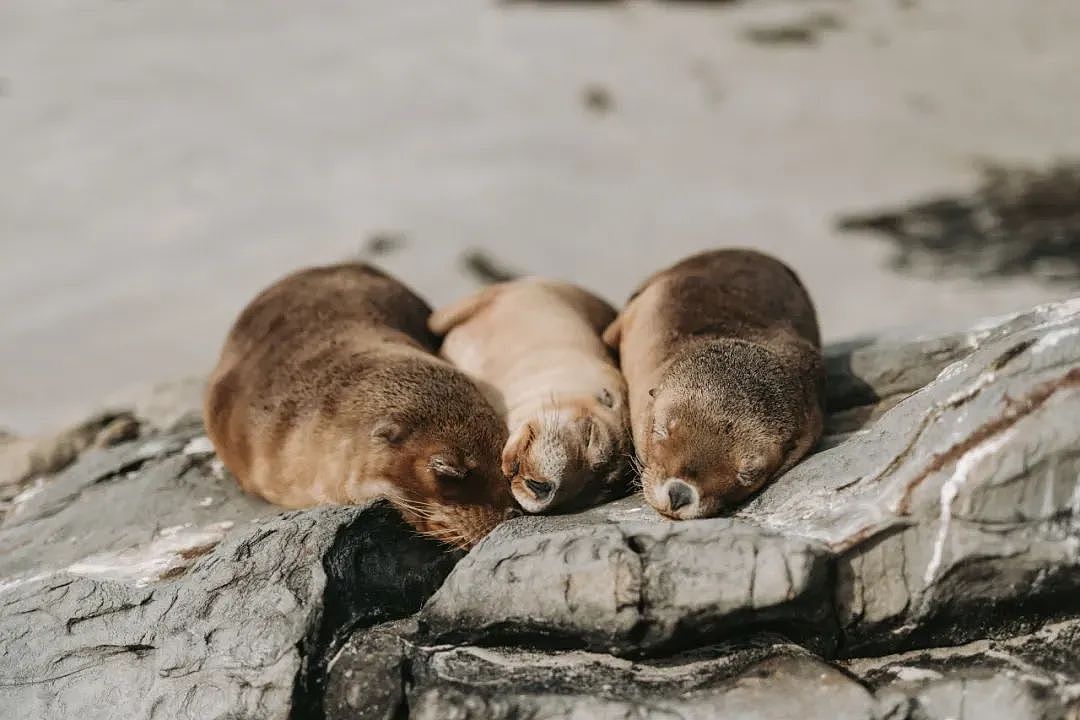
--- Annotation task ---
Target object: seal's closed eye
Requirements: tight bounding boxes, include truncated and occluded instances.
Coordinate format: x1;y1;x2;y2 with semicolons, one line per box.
430;456;467;481
372;419;407;445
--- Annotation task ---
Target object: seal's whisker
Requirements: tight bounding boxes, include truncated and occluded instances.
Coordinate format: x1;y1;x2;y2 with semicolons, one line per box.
387;498;440;520
428;528;472;551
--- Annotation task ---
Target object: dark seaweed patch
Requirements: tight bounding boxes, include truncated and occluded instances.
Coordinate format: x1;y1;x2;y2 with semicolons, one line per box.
839;160;1080;285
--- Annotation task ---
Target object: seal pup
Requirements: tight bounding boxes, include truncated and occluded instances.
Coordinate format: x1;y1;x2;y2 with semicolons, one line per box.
204;263;513;549
429;278;632;513
603;249;824;520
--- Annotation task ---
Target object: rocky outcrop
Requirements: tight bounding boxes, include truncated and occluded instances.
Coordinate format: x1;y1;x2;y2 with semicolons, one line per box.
0;411;139;512
0;374;203;517
420;299;1080;660
326;617;1080;720
0;424;458;720
418;498;837;657
2;298;1079;719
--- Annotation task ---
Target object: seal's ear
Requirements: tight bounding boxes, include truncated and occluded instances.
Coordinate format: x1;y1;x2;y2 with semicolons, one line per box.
501;422;535;478
596;388;615;408
603;293;642;349
428;284;504;336
601;315;623;348
371;419;408;445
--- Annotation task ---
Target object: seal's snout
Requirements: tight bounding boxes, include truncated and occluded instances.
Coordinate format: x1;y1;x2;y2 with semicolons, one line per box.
652;477;700;520
525;478;555;501
512;475;561;514
666;480;694;512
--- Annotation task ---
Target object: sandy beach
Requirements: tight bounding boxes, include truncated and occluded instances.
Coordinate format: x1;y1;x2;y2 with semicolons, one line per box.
2;0;1078;432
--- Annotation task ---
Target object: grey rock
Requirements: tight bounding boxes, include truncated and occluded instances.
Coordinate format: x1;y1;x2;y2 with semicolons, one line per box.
0;374;204;516
328;626;879;720
408;647;879;720
0;410;140;510
323;618;415;720
824;324;987;413
845;617;1080;720
421;498;834;656
330;615;1080;720
421;297;1080;658
744;297;1080;653
0;425;459;720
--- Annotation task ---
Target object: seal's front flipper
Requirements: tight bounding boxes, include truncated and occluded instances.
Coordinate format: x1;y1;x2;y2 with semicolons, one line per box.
428;285;504;336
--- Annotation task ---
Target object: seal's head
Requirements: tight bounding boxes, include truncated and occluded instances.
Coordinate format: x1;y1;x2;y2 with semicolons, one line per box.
640;340;821;520
502;388;631;514
356;361;516;548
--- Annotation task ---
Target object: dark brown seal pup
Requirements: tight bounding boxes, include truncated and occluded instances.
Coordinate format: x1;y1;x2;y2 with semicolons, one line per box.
429;278;632;514
204;263;514;548
603;249;824;520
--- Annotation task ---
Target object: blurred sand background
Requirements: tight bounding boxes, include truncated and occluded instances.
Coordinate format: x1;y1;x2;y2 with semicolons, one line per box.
2;0;1079;433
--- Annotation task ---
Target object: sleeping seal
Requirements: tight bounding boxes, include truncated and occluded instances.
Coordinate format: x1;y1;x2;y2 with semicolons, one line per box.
603;249;824;519
204;263;513;548
430;278;632;513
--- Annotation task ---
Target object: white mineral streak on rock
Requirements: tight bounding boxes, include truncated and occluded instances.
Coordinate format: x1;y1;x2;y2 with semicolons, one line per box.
942;368;997;408
967;312;1022;334
924;426;1020;585
0;572;54;596
891;666;944;682
1032;326;1080;353
935;358;968;382
160;522;193;536
1038;296;1080;321
66;521;235;587
1071;463;1080;518
984;649;1059;685
183;435;215;456
138;439;168;456
11;477;46;506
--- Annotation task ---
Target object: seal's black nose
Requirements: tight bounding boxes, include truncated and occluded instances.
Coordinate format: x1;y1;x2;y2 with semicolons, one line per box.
525;478;554;501
667;481;693;512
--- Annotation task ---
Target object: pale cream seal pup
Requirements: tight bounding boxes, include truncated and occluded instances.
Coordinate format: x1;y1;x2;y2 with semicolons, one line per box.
429;278;632;513
204;262;514;548
603;249;824;520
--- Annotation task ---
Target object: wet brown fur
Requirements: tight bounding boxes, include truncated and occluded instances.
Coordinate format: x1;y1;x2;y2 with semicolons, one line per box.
204;263;513;548
603;249;824;519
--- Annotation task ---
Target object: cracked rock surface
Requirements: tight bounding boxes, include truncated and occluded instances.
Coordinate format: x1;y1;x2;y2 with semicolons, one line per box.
0;423;458;720
3;298;1080;719
327;617;1080;720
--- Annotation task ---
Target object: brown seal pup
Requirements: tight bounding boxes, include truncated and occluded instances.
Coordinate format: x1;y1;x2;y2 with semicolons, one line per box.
429;279;632;513
203;263;513;549
603;249;824;520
